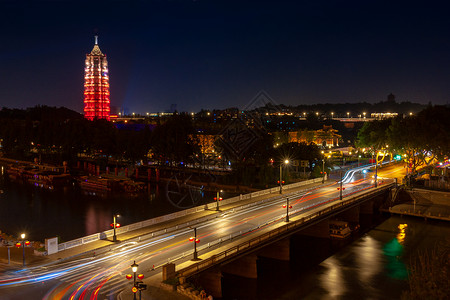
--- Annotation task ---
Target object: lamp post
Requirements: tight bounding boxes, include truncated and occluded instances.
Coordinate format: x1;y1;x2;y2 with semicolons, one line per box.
131;261;139;300
21;233;25;267
113;213;120;242
215;190;223;211
282;197;292;222
358;155;361;167
189;228;200;260
375;157;378;188
279;159;289;194
322;158;325;184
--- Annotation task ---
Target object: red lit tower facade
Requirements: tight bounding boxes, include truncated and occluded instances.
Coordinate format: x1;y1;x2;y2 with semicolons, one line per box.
83;35;110;120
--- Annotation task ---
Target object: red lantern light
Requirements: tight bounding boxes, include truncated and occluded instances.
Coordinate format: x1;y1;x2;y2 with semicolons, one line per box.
132;286;138;293
25;241;31;246
126;274;133;280
116;223;121;228
195;238;200;243
277;180;280;184
110;223;114;228
213;197;217;200
138;274;144;280
189;237;194;242
289;205;292;209
219;197;223;201
282;181;285;184
282;204;286;208
16;242;21;248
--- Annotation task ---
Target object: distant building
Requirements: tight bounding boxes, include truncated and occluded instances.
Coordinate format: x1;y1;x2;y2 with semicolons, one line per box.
371;112;398;119
83;35;110;120
387;93;396;103
288;125;341;148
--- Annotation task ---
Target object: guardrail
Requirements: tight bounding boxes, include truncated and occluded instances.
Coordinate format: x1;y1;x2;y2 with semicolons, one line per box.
57;177;324;252
177;182;395;278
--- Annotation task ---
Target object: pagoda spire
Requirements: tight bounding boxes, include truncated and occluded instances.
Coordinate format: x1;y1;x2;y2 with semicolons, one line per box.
94;35;98;45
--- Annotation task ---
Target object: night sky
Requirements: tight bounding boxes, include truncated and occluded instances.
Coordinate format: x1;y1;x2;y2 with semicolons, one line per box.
1;0;449;114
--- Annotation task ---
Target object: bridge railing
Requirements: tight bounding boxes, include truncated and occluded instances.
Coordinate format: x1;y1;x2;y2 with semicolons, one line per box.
57;177;325;252
177;182;395;278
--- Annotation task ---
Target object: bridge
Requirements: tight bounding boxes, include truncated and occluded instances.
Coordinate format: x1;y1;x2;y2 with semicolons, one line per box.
0;164;401;300
173;181;395;298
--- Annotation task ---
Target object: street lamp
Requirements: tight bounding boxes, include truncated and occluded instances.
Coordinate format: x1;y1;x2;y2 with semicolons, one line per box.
282;197;292;222
375;157;378;188
331;112;334;119
215;190;223;211
279;159;289;194
189;228;200;260
347;112;350;118
337;170;345;200
321;151;326;184
131;261;139;300
112;214;120;242
21;233;26;267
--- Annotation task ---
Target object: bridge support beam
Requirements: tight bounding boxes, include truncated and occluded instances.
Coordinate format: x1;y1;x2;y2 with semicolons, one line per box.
298;219;330;238
360;200;374;214
337;206;360;223
193;267;223;299
258;238;290;261
221;254;258;279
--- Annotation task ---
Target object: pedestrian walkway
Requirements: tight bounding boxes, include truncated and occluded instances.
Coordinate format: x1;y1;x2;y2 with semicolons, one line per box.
383;188;450;221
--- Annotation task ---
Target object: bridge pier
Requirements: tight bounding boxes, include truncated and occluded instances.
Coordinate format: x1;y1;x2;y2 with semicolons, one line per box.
192;267;223;299
298;219;330;238
221;254;258;278
360;200;374;214
337;205;360;223
258;238;290;261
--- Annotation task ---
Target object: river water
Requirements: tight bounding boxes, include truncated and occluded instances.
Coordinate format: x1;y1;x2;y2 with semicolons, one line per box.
0;165;215;242
222;215;450;299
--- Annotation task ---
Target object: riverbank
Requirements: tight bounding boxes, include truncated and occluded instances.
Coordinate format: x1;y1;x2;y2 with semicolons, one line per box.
382;188;450;221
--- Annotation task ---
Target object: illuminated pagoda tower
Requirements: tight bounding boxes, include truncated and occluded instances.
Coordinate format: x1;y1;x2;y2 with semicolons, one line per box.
83;35;110;120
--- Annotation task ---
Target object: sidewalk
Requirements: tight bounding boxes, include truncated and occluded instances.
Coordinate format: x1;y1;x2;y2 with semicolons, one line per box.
385;188;450;221
117;273;190;300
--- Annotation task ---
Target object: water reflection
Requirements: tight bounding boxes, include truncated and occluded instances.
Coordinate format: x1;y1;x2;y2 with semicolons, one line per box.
320;257;346;298
0;173;210;241
354;236;382;284
383;223;409;279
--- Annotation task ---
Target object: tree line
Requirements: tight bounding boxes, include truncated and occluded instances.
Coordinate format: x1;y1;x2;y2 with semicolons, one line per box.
0;105;326;188
356;105;450;174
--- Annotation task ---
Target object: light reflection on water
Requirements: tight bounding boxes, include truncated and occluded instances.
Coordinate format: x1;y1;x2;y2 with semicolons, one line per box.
320;257;346;298
232;216;450;300
281;217;449;299
0;173;211;242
